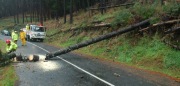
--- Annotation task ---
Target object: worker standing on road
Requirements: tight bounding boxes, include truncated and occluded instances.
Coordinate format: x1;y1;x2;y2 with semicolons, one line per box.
11;30;15;39
12;31;18;44
20;29;26;46
26;24;30;31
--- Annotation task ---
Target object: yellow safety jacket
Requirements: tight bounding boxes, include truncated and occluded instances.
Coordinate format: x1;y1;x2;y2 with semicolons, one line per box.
26;25;30;30
20;31;26;39
12;33;18;41
6;41;18;53
11;31;15;38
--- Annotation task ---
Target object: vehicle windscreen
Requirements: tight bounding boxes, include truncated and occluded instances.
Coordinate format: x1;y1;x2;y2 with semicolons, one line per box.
3;30;9;34
32;26;45;32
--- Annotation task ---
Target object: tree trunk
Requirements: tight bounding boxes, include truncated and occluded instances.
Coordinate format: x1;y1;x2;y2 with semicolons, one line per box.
87;0;90;17
165;27;180;34
14;15;16;24
40;0;43;25
64;0;66;24
161;0;164;5
70;0;73;24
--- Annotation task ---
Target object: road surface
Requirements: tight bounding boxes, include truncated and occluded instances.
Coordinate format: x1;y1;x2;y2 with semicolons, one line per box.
0;35;179;86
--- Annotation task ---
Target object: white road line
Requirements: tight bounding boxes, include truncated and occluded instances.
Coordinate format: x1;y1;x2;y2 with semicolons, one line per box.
28;42;115;86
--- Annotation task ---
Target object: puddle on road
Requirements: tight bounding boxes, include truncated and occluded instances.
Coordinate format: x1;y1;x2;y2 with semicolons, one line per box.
38;61;60;71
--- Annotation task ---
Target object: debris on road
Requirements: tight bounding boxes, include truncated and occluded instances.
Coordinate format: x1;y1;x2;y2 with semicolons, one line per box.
10;54;47;62
114;73;120;77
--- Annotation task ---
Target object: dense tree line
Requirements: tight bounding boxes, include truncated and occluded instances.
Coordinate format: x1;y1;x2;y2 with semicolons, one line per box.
0;0;129;24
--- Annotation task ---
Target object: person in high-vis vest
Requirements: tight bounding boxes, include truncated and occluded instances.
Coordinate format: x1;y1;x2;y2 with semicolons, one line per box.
5;40;18;61
20;29;26;46
12;31;18;44
11;30;15;39
6;40;17;53
26;24;30;31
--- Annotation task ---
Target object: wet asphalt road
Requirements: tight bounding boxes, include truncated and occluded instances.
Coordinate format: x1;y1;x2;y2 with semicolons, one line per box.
0;35;179;86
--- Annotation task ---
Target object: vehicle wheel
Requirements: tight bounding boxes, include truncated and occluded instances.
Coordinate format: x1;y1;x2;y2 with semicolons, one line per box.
27;36;29;41
27;36;31;41
31;38;34;42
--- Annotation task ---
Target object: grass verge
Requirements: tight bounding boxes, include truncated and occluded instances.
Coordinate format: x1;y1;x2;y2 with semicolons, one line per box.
0;64;18;86
0;40;18;86
77;34;180;78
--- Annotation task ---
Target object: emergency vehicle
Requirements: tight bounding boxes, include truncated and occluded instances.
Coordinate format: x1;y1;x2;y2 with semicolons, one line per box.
23;24;46;42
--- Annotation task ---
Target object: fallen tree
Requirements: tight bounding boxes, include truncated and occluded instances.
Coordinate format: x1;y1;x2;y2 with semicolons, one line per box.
91;20;103;24
47;23;111;37
139;19;180;32
164;27;180;34
45;19;151;59
164;41;180;50
70;23;111;30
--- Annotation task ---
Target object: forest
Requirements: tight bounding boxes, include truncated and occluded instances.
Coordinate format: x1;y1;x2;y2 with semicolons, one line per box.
0;0;129;24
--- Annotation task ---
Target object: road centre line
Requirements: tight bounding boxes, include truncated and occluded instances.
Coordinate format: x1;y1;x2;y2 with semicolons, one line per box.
28;42;115;86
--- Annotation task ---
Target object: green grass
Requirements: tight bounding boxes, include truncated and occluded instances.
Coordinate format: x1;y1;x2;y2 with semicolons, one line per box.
0;40;18;86
60;35;90;47
164;50;180;68
78;20;88;28
93;12;115;21
0;17;26;33
111;9;133;27
132;3;156;20
61;38;77;47
0;40;6;53
0;18;14;30
91;45;106;56
0;65;18;86
115;35;180;78
163;3;180;16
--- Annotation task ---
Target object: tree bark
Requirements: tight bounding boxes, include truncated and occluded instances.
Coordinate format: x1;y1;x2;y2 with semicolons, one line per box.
140;19;180;32
164;41;180;50
165;27;180;34
40;0;43;25
70;0;73;24
64;0;66;24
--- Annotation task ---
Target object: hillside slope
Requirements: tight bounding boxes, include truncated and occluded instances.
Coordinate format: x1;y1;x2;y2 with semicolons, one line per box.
43;2;180;80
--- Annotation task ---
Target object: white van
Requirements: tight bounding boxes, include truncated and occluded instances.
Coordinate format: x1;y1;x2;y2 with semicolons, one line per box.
25;25;46;42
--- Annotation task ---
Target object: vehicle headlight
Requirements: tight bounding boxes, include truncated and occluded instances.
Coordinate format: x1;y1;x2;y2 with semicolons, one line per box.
31;34;36;37
42;33;46;36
